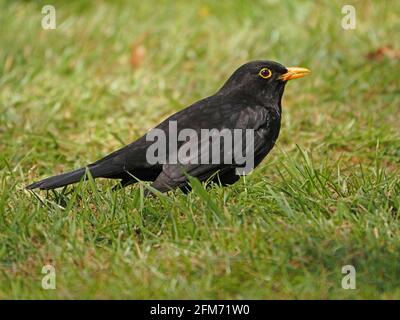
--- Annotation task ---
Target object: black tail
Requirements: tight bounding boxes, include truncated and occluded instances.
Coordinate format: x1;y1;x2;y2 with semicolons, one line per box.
26;167;89;190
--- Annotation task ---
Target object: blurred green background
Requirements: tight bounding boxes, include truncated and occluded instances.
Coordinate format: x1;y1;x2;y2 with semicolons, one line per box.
0;0;399;299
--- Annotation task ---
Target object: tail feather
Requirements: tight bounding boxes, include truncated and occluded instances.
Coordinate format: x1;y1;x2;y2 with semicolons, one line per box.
26;167;88;190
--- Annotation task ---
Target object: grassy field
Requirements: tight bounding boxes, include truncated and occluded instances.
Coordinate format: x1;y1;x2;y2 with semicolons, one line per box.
0;0;399;299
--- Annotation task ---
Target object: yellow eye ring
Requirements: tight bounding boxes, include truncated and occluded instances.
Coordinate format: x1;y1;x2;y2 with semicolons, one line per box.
259;68;272;79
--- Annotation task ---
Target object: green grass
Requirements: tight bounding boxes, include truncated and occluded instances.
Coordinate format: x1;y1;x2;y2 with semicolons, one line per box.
1;0;399;299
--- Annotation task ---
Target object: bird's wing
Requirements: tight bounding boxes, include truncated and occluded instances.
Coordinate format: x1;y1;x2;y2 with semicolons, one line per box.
151;103;277;191
88;96;276;182
84;96;238;176
86;96;224;177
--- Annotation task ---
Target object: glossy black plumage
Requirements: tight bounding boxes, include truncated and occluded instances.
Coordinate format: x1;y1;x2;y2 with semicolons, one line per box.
27;60;307;193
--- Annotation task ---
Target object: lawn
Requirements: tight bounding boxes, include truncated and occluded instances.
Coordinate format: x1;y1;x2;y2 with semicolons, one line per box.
0;0;399;299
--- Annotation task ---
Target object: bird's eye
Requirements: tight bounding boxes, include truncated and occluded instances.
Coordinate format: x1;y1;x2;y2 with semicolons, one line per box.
259;68;272;79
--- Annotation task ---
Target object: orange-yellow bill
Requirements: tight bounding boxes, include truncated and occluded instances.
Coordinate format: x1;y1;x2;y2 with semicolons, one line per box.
280;67;311;81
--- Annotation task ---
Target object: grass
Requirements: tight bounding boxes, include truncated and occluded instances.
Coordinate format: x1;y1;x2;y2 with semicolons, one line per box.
0;0;399;299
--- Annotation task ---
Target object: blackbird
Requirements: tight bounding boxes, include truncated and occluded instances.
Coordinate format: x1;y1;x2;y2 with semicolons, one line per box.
27;60;310;193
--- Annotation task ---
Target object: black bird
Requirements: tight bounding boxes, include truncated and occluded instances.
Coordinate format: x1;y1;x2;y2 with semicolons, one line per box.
27;60;310;193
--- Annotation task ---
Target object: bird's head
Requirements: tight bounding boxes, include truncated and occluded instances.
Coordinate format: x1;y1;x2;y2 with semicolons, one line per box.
219;60;310;107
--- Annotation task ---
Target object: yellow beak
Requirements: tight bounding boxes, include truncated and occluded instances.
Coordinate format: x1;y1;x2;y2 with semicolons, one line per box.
280;67;311;81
